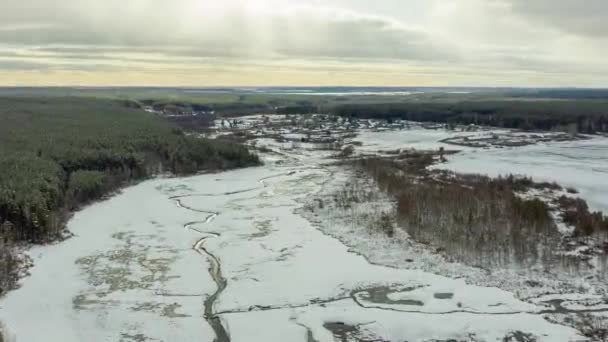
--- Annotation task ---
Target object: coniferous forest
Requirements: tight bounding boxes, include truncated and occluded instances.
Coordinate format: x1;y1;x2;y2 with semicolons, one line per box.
0;97;259;245
333;100;608;133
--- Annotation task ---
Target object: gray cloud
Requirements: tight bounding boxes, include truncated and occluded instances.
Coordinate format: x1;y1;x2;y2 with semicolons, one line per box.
0;0;448;62
505;0;608;37
0;60;52;71
1;0;607;86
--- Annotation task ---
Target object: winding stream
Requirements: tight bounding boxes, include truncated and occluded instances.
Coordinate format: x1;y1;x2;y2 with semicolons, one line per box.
171;171;300;342
0;133;603;341
174;197;229;341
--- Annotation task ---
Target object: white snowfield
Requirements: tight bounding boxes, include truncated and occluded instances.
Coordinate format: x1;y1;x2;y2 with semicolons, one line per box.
435;137;608;213
1;127;603;341
352;127;608;214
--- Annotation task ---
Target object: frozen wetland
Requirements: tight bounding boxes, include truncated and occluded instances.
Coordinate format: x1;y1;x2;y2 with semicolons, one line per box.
2;117;607;341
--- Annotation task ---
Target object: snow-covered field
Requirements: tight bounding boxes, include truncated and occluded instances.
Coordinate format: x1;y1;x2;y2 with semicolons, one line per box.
2;119;607;341
352;128;465;153
345;123;608;213
436;137;608;213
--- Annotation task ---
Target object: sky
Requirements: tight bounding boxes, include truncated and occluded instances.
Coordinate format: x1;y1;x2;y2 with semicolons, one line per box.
1;0;607;87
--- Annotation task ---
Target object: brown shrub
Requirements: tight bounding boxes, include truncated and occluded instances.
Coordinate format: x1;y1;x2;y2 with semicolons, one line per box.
0;242;18;296
558;196;608;236
355;157;561;268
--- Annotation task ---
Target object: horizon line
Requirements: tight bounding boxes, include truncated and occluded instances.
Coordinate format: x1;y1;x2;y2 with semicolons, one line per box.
2;86;608;90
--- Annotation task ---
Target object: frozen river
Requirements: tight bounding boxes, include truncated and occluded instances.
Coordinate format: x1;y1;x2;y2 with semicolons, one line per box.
2;126;606;341
355;129;608;213
439;138;608;213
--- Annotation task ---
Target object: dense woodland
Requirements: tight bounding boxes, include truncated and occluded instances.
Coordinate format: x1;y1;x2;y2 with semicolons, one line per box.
354;156;608;268
333;100;608;133
12;88;608;134
0;97;259;257
506;88;608;100
141;99;272;117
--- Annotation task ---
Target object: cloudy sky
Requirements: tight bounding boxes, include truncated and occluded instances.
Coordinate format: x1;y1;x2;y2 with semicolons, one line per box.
1;0;606;86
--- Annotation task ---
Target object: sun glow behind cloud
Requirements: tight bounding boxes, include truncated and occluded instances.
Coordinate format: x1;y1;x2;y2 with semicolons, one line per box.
1;0;607;86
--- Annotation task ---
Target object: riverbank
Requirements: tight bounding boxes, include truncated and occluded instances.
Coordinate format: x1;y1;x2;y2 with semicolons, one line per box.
2;114;607;341
0;97;259;298
0;149;588;341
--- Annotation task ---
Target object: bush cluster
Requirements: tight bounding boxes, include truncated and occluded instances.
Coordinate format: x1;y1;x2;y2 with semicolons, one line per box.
356;157;565;268
558;196;608;237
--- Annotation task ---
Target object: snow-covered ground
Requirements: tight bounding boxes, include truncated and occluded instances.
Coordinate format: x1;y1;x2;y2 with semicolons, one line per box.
0;176;218;341
352;128;465;153
436;137;608;213
2;120;607;341
349;125;608;213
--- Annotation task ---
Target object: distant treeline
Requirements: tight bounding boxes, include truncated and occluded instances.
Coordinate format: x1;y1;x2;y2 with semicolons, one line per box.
141;99;272;116
0;97;259;244
276;105;318;115
506;89;608;100
332;101;608;133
